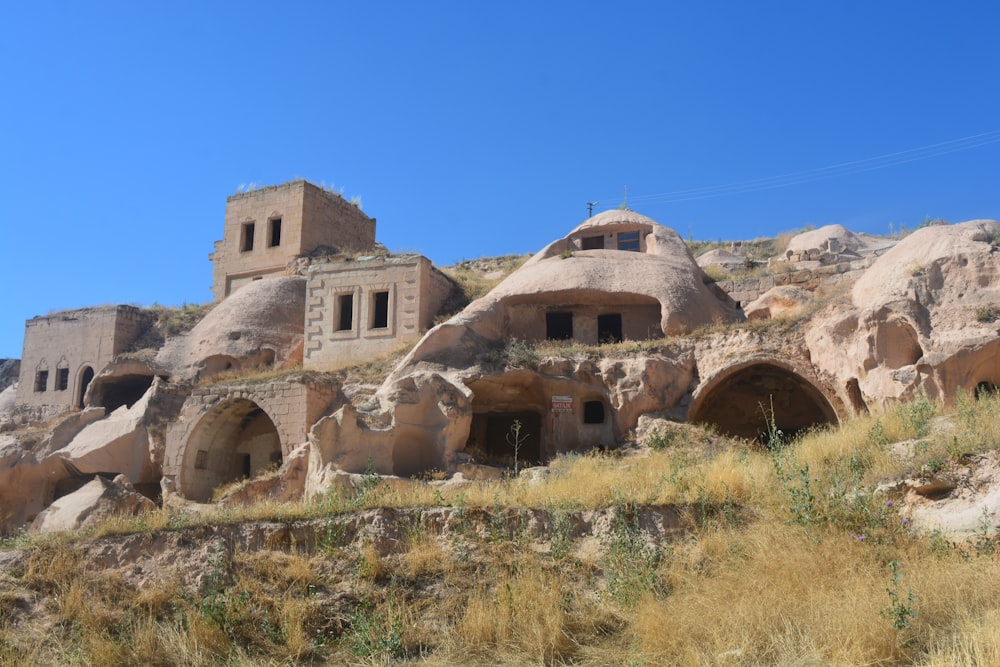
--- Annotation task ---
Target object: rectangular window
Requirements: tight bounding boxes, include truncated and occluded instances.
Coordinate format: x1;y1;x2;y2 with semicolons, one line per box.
583;400;606;424
56;368;69;391
618;231;640;251
582;235;605;250
241;222;255;252
546;312;573;340
35;370;48;392
371;291;390;329
268;218;282;247
337;293;354;331
195;449;208;470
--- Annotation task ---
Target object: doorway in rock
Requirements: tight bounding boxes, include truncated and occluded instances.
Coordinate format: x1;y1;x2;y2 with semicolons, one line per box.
181;399;283;502
598;313;623;343
77;366;94;409
689;362;838;442
467;411;543;469
546;312;573;341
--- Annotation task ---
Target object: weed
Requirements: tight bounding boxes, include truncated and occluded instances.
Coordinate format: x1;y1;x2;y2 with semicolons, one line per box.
347;596;404;660
645;426;677;451
549;509;574;559
499;338;539;369
866;419;890;450
881;560;917;632
975;305;1000;323
899;394;935;438
773;453;819;531
971;507;997;558
603;505;662;607
506;419;529;476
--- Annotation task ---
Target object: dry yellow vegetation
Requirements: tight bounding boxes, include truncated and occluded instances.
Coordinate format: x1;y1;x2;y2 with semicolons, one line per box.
2;392;1000;666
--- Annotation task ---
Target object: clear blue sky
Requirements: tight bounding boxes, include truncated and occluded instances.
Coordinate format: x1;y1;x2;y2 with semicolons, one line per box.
2;1;998;359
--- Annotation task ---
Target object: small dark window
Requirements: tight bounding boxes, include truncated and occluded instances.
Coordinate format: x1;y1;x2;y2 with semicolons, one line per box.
618;231;640;251
546;312;573;340
56;368;69;391
337;293;354;331
242;453;252;478
35;370;48;392
582;235;604;250
268;218;282;247
583;401;605;424
194;449;208;470
598;313;623;343
371;291;389;329
241;222;255;252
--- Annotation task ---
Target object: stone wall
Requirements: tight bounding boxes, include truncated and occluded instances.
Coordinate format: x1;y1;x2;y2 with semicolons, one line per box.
210;181;377;301
717;257;875;306
13;306;153;421
162;378;340;501
303;256;453;369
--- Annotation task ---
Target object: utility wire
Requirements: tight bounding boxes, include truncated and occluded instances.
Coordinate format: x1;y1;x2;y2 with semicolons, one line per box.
600;130;1000;206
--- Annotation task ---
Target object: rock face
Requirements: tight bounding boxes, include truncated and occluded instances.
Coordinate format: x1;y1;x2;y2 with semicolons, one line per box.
30;474;156;533
156;276;307;381
0;359;19;392
3;212;1000;534
807;220;1000;406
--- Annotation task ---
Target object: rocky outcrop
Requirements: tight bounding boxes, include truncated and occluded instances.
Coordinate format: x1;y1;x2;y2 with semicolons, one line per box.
0;359;19;392
806;220;1000;406
0;378;187;534
30;474;156;533
156;276;306;381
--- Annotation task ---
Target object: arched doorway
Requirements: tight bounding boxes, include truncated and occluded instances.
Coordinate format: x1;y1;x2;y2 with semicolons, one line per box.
689;362;838;442
77;366;95;409
181;398;283;502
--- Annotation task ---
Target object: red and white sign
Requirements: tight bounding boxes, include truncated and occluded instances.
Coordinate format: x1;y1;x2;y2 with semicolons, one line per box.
551;395;573;412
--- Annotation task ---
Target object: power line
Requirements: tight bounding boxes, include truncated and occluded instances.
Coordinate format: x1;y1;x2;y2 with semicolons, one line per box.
597;129;1000;206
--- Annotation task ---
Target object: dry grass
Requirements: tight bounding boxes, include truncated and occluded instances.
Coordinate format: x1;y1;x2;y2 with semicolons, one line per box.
6;395;1000;665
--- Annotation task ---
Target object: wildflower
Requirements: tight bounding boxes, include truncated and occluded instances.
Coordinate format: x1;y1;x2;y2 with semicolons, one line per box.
858;535;865;542
886;500;893;508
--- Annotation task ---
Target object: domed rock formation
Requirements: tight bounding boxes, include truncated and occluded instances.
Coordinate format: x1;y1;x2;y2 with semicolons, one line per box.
156;276;307;381
806;219;1000;405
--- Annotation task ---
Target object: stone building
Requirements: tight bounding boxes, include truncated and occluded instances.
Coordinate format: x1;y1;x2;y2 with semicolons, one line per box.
14;306;153;421
209;181;377;300
304;255;453;369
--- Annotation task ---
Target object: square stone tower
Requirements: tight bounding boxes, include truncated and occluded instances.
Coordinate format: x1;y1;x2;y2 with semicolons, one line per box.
209;181;377;300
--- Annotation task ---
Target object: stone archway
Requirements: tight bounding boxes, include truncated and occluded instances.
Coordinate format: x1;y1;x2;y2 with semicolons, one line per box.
689;361;838;441
180;398;283;502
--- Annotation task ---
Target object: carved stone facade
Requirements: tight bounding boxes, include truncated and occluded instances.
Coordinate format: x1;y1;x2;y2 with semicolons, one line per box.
13;306;153;422
303;255;453;369
209;181;377;300
162;379;339;502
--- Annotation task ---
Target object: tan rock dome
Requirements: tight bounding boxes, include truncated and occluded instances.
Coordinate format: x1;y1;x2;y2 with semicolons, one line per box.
401;211;743;369
156;276;306;380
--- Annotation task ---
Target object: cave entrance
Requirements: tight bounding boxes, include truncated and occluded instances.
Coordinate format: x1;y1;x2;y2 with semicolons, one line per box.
91;374;157;412
466;411;542;469
975;382;998;400
689;362;837;442
182;398;283;502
